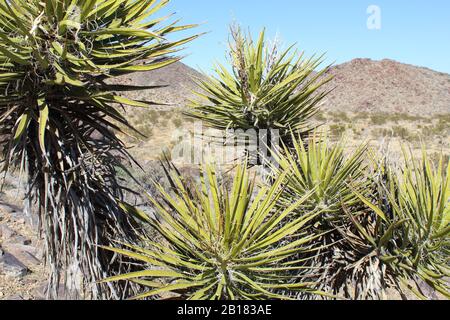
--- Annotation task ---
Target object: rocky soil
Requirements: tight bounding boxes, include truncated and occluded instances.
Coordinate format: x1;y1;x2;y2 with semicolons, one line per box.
0;174;47;300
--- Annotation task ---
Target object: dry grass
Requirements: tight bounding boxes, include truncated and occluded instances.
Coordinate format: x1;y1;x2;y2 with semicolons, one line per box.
116;108;449;165
313;111;449;156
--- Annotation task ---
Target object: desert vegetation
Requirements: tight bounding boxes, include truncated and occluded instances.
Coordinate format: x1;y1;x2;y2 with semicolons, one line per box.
187;25;332;154
0;0;197;299
105;25;449;300
0;0;448;301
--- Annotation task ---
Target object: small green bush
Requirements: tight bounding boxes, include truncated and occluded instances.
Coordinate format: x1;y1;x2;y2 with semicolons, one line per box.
370;113;389;125
330;124;347;137
328;111;350;123
172;117;184;128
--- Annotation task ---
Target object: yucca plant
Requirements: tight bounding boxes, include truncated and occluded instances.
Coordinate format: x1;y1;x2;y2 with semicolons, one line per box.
269;132;372;297
187;25;332;163
351;149;450;299
0;0;197;299
104;161;329;300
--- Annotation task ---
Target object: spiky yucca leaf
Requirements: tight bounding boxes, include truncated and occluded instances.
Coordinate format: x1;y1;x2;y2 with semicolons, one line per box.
0;0;197;299
186;25;332;152
353;149;450;299
106;162;327;300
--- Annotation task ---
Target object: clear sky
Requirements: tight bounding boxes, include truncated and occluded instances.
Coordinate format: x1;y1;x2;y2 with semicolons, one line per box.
159;0;450;74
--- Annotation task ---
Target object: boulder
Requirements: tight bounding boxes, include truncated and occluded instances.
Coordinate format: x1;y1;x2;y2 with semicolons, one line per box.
0;203;21;215
0;202;35;226
3;244;42;260
9;235;32;246
417;279;439;300
0;227;32;247
12;249;40;267
0;224;16;240
0;250;28;278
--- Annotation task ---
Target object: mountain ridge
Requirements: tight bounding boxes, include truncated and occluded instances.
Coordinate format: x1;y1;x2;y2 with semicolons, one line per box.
320;58;450;115
115;58;450;116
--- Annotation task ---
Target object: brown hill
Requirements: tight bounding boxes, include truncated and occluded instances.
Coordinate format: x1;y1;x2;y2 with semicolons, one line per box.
117;59;450;116
321;58;450;115
113;61;203;110
109;59;449;166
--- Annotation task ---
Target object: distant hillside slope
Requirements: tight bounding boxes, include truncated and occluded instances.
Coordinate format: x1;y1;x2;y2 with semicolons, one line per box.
321;58;450;115
112;61;203;110
114;59;450;116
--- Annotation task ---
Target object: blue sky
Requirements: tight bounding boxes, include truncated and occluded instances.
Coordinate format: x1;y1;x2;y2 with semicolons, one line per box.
160;0;450;74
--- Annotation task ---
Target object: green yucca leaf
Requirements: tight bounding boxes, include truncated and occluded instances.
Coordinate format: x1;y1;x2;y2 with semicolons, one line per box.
351;187;387;222
13;110;31;141
104;269;186;283
37;97;49;153
105;161;324;300
266;133;416;300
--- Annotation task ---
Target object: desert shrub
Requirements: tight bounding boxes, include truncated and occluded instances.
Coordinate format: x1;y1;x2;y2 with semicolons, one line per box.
433;113;450;123
373;126;415;142
353;150;450;299
433;119;450;136
172;116;184;128
370;113;389;125
148;110;161;123
372;128;387;138
353;112;370;121
329;124;347;137
420;125;436;138
313;112;327;122
159;119;169;127
137;125;154;139
393;127;413;140
391;113;427;122
105;162;326;300
328;111;350;123
358;113;428;126
351;126;365;136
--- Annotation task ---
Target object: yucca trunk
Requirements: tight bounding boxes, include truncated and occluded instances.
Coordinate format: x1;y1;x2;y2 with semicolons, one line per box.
25;117;134;299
